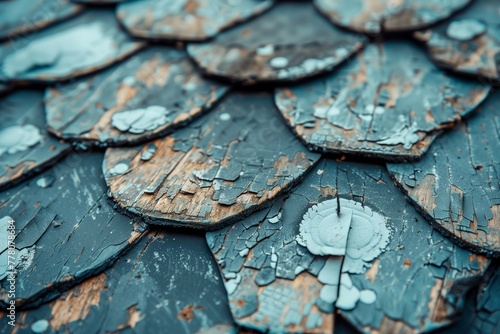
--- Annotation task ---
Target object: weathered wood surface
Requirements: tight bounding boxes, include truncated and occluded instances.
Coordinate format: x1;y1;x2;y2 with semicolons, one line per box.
0;9;146;84
116;0;274;42
207;159;489;333
387;91;500;257
388;92;500;257
0;90;71;190
314;0;471;34
415;0;500;82
275;41;490;161
104;92;320;229
187;1;367;84
0;0;83;41
0;230;236;333
0;152;147;309
45;47;229;147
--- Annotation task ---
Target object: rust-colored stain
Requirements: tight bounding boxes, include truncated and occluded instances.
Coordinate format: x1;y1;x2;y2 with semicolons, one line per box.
50;273;108;330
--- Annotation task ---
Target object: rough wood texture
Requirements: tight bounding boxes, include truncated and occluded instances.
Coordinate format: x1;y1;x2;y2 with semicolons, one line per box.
45;47;229;147
116;0;274;42
314;0;471;34
415;0;500;82
187;1;367;84
275;41;490;161
0;9;146;84
0;152;147;309
0;230;236;333
104;92;320;229
207;159;489;333
0;90;71;191
0;0;83;41
387;91;500;257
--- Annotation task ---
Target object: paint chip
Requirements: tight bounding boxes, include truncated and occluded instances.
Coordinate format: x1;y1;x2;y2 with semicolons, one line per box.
446;19;487;41
0;125;42;155
111;106;171;134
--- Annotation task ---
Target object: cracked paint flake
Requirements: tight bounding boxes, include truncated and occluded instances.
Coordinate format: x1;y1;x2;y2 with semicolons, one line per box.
0;89;71;190
0;0;83;41
0;9;145;84
387;91;500;257
206;159;489;333
45;47;229;146
0;231;236;333
275;41;490;161
116;0;274;42
187;1;367;84
314;0;471;34
415;0;500;82
104;92;320;229
0;152;147;309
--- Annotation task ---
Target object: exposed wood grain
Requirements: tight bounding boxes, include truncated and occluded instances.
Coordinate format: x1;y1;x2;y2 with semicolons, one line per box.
187;1;367;84
275;41;490;161
415;0;500;82
206;159;489;333
0;152;147;309
314;0;471;34
0;9;146;84
0;90;71;190
0;0;83;41
116;0;274;42
104;92;320;229
45;46;229;147
387;91;500;256
0;230;236;333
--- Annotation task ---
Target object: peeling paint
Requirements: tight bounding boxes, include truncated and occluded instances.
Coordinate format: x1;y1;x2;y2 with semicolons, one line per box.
45;47;229;146
0;0;83;40
0;90;71;190
276;41;490;161
104;92;320;229
415;0;500;81
0;152;147;308
0;125;41;155
314;0;471;34
0;232;235;333
116;0;274;41
187;1;367;83
387;91;500;256
206;159;489;333
112;106;171;134
0;9;145;83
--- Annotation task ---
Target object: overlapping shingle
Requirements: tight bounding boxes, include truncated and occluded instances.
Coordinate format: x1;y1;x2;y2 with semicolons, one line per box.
0;90;71;190
0;152;147;309
45;46;229;146
104;92;320;229
207;159;489;333
0;0;83;41
314;0;471;34
388;91;500;256
187;1;367;84
275;41;490;161
0;230;235;333
415;0;500;82
116;0;274;41
0;9;145;83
